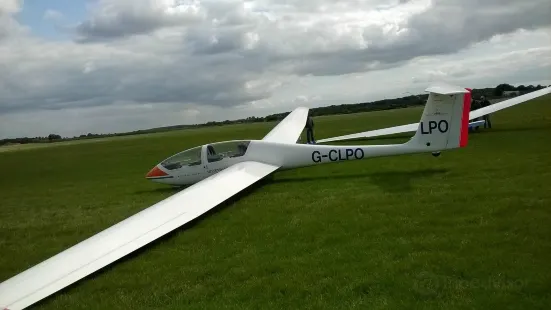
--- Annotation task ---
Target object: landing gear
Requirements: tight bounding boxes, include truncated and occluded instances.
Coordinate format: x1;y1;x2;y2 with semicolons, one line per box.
432;151;441;157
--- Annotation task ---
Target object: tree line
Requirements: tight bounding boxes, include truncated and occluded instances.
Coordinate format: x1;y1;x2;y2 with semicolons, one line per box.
1;83;548;146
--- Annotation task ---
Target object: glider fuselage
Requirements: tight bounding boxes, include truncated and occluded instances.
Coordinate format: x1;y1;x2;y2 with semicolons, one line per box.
146;139;431;186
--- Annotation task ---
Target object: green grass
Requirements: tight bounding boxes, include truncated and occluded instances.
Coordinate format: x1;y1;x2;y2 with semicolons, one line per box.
1;96;551;309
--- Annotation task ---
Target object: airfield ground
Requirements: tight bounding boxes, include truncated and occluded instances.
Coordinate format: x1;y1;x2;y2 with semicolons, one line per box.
1;95;550;309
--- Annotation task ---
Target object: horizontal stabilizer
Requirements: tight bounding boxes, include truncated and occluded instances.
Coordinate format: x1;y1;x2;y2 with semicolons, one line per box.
425;83;470;95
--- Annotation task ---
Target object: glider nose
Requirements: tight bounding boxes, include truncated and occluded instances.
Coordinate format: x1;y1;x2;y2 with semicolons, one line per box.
146;165;169;179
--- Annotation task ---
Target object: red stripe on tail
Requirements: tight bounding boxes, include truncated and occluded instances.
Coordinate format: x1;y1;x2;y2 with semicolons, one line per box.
459;88;472;147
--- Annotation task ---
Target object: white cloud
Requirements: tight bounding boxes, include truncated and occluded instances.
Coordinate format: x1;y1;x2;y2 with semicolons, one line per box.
74;0;207;42
0;0;21;15
0;0;550;138
0;0;24;40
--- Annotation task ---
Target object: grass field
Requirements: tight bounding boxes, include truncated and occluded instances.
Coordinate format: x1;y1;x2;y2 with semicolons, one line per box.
1;95;551;309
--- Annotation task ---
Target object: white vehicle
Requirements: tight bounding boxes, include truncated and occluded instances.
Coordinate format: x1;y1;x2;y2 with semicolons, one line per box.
1;83;476;309
317;86;551;143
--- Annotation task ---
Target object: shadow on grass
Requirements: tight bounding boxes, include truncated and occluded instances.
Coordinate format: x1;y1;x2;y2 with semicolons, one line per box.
271;168;449;193
133;185;189;195
135;167;447;196
369;168;448;192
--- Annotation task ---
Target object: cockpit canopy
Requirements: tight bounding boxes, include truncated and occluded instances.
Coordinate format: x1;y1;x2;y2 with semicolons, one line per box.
161;145;202;170
205;140;250;163
160;140;251;170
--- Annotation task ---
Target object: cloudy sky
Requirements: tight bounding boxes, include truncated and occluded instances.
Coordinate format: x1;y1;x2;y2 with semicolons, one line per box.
1;0;550;139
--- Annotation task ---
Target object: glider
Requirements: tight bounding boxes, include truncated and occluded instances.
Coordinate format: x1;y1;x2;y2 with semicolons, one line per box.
2;83;473;309
316;86;551;143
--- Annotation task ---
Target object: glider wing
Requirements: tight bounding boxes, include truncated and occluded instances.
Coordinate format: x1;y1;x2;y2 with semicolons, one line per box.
317;86;551;143
316;123;418;143
262;107;309;144
469;87;551;119
0;160;279;310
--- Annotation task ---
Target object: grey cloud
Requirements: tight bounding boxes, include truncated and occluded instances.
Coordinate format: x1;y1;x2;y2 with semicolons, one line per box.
185;26;249;55
74;0;206;42
2;0;551;120
268;0;551;76
75;15;169;42
74;0;258;43
399;0;551;58
0;19;11;40
0;43;270;114
202;0;252;26
161;0;551;78
251;0;406;13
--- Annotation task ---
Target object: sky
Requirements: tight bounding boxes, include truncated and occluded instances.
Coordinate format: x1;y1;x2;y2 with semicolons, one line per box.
0;0;550;139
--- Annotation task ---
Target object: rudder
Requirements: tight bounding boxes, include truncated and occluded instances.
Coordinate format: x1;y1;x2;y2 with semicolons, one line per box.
406;83;472;151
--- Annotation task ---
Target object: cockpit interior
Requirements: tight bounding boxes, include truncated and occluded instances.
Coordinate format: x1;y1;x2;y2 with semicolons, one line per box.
160;140;251;170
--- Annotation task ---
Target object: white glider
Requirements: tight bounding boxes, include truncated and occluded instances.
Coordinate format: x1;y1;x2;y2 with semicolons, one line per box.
1;83;474;309
316;86;551;143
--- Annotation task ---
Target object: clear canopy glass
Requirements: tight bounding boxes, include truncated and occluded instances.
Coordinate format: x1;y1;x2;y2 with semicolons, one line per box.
161;146;202;170
206;141;250;163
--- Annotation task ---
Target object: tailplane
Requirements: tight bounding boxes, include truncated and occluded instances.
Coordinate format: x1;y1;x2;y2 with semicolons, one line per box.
405;83;472;152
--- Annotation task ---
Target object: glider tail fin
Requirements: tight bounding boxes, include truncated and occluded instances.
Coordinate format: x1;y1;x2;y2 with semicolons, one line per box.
405;84;472;151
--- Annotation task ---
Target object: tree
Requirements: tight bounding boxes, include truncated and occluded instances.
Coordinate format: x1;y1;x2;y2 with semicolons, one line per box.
493;83;515;96
48;134;61;142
